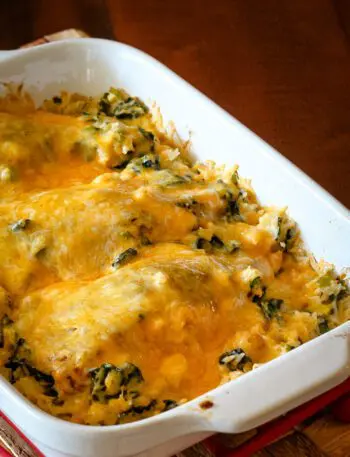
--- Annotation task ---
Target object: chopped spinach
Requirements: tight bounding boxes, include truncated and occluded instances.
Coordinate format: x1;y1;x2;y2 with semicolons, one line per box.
112;248;138;269
252;287;266;304
138;127;155;142
284;228;296;252
276;216;282;240
113;159;132;170
162;399;178;411
97;90;148;119
117;397;177;422
157;171;192;187
140;234;152;246
138;128;155;153
0;314;13;348
227;199;240;218
5;360;29;384
10;219;30;232
117;399;157;422
210;235;225;249
193;237;211;251
141;154;160;170
89;362;144;403
52;96;62;105
337;278;349;302
275;216;298;252
4;337;26;380
250;277;261;290
167;174;190;186
260;298;283;320
114;97;148;119
318;317;330;334
327;293;336;304
42;386;59;398
4;337;57;397
193;234;240;254
249;277;265;303
26;364;55;387
248;277;265;303
127;399;157;415
219;348;252;372
121;362;144;387
98;92;111;116
224;190;240;221
90;363;123;403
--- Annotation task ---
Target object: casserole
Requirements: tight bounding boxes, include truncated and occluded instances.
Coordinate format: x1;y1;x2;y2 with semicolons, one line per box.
0;38;349;457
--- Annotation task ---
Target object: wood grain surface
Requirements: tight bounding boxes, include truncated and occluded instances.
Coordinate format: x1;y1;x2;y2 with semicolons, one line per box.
0;0;349;207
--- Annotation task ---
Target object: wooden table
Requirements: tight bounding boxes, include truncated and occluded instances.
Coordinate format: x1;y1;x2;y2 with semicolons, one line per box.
0;0;349;207
0;2;349;457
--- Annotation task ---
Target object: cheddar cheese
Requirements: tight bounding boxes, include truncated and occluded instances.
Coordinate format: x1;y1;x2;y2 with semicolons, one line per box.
0;86;348;425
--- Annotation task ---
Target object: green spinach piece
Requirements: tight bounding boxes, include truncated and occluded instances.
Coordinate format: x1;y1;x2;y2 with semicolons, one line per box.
225;190;240;221
141;154;160;170
210;235;225;249
112;248;138;269
117;399;157;422
162;399;178;411
249;277;265;303
114;97;148;119
10;219;31;232
4;337;27;383
283;227;296;252
4;338;57;398
193;237;211;251
0;315;13;348
89;362;144;403
318;317;330;334
90;363;123;403
98;92;112;116
219;348;252;372
193;234;239;254
138;127;155;142
260;298;283;319
52;96;62;105
157;170;192;187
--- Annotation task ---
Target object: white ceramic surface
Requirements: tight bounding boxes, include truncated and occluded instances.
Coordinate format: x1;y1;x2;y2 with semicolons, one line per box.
0;39;349;457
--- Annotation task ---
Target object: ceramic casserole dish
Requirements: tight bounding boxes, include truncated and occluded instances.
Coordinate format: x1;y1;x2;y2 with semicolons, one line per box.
0;38;349;457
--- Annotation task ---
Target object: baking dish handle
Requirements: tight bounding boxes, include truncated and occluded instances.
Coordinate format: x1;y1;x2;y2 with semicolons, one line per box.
200;323;349;434
204;378;350;457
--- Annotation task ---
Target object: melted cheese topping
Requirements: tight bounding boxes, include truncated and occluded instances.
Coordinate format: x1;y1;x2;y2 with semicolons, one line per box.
0;87;348;425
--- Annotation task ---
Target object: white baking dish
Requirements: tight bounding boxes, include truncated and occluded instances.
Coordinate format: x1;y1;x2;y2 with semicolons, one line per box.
0;38;349;457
